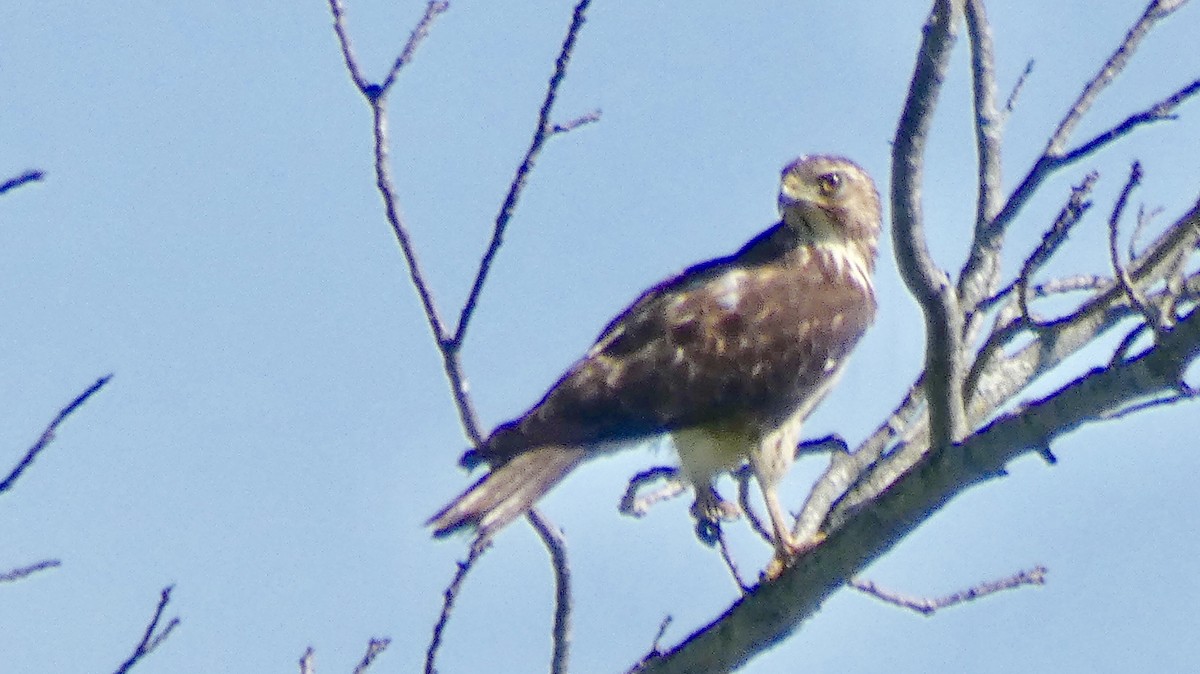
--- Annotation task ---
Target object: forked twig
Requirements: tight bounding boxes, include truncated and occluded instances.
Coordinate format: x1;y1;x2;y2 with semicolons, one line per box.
972;1;1197;264
352;638;392;674
850;566;1047;616
113;586;180;674
454;0;597;349
1107;162;1164;335
330;3;598;669
426;544;486;674
1015;173;1098;327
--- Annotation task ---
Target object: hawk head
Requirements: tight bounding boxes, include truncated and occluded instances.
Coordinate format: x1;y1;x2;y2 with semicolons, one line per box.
777;155;881;291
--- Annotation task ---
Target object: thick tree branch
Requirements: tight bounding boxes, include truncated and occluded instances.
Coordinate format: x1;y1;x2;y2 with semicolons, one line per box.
891;0;968;449
958;0;1005;327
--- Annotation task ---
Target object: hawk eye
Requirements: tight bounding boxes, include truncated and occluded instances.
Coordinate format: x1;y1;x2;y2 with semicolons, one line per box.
817;172;842;196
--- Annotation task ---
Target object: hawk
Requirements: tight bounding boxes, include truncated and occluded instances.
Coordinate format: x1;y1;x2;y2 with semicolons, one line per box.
430;155;881;565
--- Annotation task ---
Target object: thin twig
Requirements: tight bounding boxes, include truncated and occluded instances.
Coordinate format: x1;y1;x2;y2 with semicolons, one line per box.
982;274;1109;313
1000;60;1035;119
551;109;602;135
1108;162;1163;334
113;585;180;674
714;529;750;593
352;638;392;674
1130;203;1161;260
2;375;112;496
380;2;451;92
733;466;773;544
453;0;597;349
850;566;1047;616
1059;78;1200;166
1015;173;1098;327
426;545;486;674
528;510;572;674
1050;1;1184;153
0;170;45;196
327;0;475;440
630;615;674;671
891;0;968;448
0;559;61;583
619;466;686;517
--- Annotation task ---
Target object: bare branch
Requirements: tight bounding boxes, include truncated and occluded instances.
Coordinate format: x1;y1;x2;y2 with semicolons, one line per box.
528;510;572;674
551;108;602;135
714;529;750;593
454;0;597;349
982;274;1109;313
0;170;45;196
619;466;686;517
1060;78;1200;166
1049;0;1189;155
380;2;451;92
426;545;486;674
113;585;180;674
352;638;392;674
1000;59;1034;119
0;558;61;583
1107;162;1166;338
2;375;112;496
630;615;674;670
973;5;1196;265
850;565;1047;616
792;380;926;545
891;0;968;449
964;0;1004;235
1015;173;1098;327
732;466;773;545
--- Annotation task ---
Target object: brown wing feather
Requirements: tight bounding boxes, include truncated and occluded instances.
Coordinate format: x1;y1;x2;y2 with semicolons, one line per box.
478;226;875;464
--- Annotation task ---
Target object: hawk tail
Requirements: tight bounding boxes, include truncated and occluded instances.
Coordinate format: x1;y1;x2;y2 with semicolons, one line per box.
428;445;587;542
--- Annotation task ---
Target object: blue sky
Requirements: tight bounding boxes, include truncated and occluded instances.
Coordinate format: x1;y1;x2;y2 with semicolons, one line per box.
2;1;1198;672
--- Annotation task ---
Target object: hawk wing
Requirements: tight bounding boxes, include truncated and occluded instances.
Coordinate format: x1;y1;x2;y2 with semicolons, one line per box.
477;222;876;464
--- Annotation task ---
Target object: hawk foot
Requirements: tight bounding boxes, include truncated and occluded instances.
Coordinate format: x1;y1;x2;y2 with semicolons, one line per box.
690;488;742;546
763;531;827;580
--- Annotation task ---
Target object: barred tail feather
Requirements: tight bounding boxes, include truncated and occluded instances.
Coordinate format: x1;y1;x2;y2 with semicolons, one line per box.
428;445;587;542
